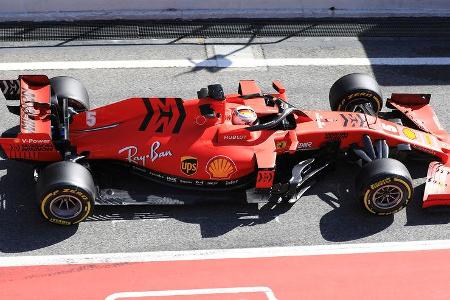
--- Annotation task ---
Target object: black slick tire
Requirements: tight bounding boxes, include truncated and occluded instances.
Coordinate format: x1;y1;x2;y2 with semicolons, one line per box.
329;73;383;114
36;161;96;225
50;76;90;111
356;158;413;215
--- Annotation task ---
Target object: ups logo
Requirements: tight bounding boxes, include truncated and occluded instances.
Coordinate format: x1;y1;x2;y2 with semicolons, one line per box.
181;156;198;176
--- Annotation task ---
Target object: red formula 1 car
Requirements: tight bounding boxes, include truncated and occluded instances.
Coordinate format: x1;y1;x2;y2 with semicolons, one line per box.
0;73;449;225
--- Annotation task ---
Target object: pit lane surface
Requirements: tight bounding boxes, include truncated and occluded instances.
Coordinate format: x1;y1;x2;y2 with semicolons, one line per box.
0;36;449;256
2;242;450;299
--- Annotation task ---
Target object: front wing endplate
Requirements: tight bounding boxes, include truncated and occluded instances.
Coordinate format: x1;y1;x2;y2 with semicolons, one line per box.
423;161;450;208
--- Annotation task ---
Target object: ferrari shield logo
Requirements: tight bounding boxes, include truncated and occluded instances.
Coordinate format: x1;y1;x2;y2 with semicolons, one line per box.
181;156;198;176
275;141;287;150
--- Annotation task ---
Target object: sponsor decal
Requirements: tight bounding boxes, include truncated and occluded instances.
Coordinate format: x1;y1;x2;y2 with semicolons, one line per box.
21;89;37;133
275;141;287;150
128;162;246;187
340;92;381;112
402;128;417;140
347;92;375;99
29;144;53;151
195;115;207;126
315;112;325;129
20;87;51;133
413;144;437;156
49;218;71;225
21;139;51;144
206;155;237;179
223;135;246;140
62;188;89;200
225;180;239;185
118;141;172;166
340;113;366;128
179;179;193;184
381;122;398;134
139;98;186;134
256;170;275;188
325;132;348;140
147;170;165;179
181;156;198;176
370;178;391;190
424;134;434;146
18;144;53;152
166;176;177;183
297;142;312;149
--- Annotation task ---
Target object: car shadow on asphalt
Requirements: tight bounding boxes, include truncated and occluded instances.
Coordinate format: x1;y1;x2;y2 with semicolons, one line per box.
0;160;78;254
404;160;450;226
1;157;450;252
317;159;450;242
316;162;395;242
89;202;292;238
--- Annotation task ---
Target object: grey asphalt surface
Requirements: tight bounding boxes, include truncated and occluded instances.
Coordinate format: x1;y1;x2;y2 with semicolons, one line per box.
0;36;449;256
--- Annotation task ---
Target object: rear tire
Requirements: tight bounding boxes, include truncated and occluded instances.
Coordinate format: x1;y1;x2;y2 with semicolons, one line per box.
36;161;95;225
50;76;90;112
329;73;383;115
356;158;413;215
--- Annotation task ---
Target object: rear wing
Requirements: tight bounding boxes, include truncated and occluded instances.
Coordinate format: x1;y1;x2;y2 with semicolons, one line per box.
0;75;60;161
1;75;52;136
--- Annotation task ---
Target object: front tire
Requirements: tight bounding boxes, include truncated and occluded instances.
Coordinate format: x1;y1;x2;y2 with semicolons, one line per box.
356;158;413;215
37;161;95;225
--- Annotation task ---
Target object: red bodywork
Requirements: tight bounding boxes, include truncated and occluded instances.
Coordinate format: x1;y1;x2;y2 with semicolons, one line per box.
1;75;450;207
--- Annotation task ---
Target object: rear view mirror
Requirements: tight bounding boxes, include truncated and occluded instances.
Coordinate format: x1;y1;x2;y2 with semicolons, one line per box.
272;80;286;94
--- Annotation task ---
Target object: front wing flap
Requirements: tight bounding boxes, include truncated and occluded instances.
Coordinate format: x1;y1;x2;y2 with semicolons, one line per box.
423;161;450;208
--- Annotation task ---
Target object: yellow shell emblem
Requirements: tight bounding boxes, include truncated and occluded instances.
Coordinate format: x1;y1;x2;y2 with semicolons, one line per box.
402;128;416;140
206;155;237;179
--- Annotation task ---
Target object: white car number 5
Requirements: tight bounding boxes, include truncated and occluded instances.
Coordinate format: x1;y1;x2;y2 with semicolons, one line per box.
86;111;97;127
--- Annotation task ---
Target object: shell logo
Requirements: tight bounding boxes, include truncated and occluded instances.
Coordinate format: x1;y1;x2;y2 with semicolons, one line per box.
206;155;237;179
402;128;416;140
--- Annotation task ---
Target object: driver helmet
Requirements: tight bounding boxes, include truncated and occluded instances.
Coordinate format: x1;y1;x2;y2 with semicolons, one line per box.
232;106;257;125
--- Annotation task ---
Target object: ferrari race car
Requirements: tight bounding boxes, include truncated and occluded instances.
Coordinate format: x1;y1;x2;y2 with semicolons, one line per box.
0;73;449;225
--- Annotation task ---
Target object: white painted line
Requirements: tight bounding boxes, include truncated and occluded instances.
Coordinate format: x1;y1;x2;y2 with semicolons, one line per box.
1;57;450;71
1;239;450;267
106;286;277;300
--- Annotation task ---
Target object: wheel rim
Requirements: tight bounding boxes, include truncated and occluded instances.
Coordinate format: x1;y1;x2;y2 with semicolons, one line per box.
344;98;376;115
372;184;404;210
49;195;83;220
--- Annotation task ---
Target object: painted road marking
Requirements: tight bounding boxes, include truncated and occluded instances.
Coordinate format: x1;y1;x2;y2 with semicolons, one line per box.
106;287;277;300
1;57;450;71
2;250;450;300
2;239;450;267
